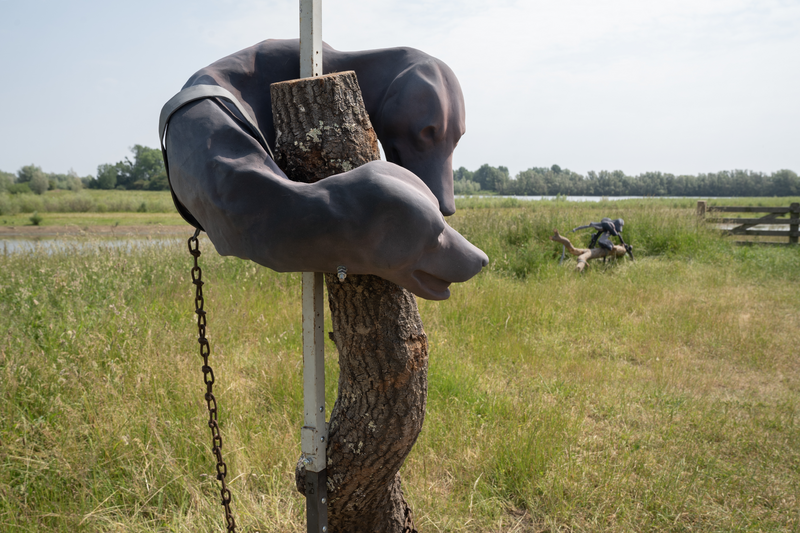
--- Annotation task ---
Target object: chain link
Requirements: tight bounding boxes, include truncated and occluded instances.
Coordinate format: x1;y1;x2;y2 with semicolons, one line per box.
188;229;237;533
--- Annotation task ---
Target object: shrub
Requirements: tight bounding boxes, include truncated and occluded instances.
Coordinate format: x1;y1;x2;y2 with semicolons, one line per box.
454;179;481;195
62;195;94;213
0;172;13;193
0;194;19;216
30;173;50;195
17;194;44;213
7;183;32;195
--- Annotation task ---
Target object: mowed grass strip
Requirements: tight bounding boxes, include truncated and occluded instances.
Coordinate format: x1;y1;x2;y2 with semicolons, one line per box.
1;199;798;532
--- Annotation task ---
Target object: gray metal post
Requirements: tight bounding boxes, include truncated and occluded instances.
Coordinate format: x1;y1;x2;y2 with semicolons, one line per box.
299;2;327;532
300;0;322;79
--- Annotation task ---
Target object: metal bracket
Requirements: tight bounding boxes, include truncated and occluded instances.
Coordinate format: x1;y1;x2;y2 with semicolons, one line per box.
305;468;328;533
301;423;328;472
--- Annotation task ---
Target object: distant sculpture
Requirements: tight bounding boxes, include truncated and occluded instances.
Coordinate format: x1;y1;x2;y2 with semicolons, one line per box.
160;39;487;300
551;217;633;272
574;218;628;250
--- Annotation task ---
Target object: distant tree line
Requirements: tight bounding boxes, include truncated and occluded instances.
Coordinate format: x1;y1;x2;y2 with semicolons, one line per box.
88;145;168;191
0;145;168;195
4;149;798;198
455;164;800;197
0;165;86;195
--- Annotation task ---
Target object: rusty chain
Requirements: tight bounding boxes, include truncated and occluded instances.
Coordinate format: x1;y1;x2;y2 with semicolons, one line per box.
188;229;237;533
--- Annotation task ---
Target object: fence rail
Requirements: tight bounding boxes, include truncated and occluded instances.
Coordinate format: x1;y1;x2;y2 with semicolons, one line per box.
697;201;800;245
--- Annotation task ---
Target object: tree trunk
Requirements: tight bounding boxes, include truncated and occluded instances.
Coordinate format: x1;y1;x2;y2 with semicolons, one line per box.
550;229;629;272
271;71;424;532
270;71;380;183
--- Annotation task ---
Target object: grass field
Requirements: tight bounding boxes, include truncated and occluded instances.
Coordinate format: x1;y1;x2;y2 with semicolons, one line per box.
0;189;178;217
1;197;799;531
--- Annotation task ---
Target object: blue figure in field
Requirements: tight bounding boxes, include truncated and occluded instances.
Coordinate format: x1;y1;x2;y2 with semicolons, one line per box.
574;218;629;253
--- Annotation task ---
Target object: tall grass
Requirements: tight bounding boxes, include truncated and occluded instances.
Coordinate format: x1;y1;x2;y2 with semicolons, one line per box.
1;201;799;531
0;190;177;216
449;198;731;280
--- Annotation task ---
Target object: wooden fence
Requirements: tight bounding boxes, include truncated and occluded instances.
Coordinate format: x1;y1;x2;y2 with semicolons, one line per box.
697;201;800;245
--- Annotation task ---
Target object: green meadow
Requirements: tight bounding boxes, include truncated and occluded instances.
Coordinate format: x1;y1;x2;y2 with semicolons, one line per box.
1;196;799;531
0;190;180;228
0;189;177;217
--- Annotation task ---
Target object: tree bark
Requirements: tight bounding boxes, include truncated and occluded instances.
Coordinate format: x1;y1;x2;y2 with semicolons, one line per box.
271;71;424;532
550;229;629;272
271;71;380;183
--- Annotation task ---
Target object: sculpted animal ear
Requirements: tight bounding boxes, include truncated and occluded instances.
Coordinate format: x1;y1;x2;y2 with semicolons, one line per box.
376;58;464;216
419;125;439;145
377;60;448;149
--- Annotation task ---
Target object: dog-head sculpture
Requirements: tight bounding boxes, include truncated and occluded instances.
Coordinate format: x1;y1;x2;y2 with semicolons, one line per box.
375;58;465;216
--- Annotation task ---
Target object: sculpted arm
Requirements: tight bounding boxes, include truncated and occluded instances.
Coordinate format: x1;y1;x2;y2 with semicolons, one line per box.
166;98;487;300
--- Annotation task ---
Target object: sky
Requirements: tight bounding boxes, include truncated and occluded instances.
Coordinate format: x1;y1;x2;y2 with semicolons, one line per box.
1;0;798;179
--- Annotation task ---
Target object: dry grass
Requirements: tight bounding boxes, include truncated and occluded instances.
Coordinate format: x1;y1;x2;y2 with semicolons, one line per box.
1;201;799;531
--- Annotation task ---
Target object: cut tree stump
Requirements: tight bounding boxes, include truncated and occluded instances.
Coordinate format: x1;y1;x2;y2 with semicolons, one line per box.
271;70;424;533
550;229;630;272
271;71;380;183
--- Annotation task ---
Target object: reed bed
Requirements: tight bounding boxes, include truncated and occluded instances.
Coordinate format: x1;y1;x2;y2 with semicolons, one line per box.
0;190;177;217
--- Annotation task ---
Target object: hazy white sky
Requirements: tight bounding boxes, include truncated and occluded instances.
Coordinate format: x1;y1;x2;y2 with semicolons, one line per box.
1;0;798;178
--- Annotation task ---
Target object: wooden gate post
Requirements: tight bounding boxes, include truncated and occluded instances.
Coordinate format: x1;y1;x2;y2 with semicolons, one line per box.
790;203;799;244
271;71;424;533
697;200;707;218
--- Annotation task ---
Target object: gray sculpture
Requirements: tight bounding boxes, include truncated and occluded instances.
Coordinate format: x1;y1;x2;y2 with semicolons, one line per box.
161;39;487;300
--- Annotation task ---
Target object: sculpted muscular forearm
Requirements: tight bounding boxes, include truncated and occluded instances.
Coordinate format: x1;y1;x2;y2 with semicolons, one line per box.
164;40;488;299
169;121;484;299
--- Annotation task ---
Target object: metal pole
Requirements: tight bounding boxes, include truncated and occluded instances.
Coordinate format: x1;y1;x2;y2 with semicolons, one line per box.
300;0;322;78
301;272;327;532
299;2;327;532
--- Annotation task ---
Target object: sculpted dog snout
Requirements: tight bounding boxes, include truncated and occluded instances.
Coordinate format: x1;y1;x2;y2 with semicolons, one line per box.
395;152;456;216
479;250;489;268
416;223;488;286
445;226;489;279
